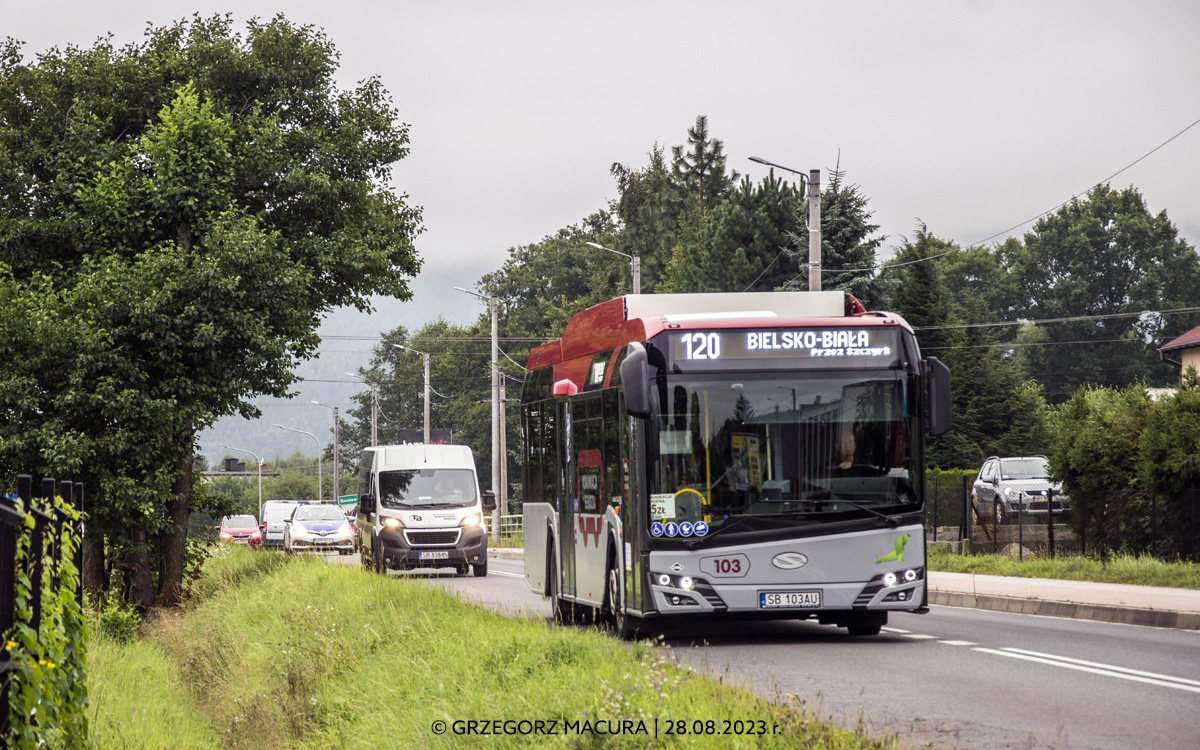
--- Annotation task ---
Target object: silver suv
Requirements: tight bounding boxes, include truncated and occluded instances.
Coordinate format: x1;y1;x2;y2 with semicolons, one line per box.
972;456;1069;524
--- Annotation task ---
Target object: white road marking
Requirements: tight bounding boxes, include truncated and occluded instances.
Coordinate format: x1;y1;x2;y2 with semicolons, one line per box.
491;570;524;579
938;640;978;646
881;627;911;633
903;634;938;640
973;647;1200;694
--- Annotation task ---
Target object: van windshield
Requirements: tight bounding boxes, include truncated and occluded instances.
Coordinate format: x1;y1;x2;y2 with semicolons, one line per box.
379;469;477;509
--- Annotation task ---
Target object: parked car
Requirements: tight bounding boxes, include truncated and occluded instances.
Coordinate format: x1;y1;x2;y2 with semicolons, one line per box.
972;456;1069;524
284;502;354;555
217;514;262;546
260;500;304;549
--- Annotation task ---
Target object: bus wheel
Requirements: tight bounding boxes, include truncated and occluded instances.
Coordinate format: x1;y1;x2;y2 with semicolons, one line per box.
606;565;634;640
549;558;567;623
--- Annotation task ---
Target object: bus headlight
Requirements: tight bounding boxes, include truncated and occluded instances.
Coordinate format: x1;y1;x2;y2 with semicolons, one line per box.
679;576;694;590
657;574;671;586
903;569;917;582
883;572;898;587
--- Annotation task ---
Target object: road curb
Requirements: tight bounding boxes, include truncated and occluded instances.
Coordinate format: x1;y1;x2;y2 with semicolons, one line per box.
928;590;1200;630
488;547;524;560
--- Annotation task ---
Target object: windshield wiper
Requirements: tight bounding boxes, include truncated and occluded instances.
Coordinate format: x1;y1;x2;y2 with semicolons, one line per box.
811;498;899;528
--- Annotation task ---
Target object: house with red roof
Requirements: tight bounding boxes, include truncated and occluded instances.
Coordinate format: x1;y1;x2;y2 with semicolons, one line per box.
1159;324;1200;377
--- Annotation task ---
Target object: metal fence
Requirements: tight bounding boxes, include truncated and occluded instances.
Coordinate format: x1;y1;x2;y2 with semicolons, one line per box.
1;474;85;731
496;514;523;544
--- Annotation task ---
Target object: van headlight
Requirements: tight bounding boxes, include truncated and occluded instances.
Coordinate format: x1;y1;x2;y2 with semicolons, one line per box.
459;513;482;527
383;517;404;529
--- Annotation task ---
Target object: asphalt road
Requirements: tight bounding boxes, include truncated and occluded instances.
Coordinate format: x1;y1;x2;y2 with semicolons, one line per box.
334;554;1200;749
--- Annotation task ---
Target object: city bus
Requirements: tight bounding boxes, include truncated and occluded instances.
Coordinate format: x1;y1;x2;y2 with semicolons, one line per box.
520;291;950;637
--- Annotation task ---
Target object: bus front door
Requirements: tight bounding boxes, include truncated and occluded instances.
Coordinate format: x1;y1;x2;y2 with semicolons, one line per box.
559;399;576;598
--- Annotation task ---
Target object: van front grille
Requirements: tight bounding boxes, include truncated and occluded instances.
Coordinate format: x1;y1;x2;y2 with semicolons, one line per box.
405;530;460;546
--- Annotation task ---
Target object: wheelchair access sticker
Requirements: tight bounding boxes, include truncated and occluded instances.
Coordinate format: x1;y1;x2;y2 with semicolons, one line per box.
651;521;664;537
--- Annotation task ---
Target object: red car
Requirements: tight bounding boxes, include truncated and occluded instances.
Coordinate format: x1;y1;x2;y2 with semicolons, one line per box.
217;514;262;546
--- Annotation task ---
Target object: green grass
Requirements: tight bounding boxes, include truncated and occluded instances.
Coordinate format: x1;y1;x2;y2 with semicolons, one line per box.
88;632;222;748
927;546;1200;589
88;548;896;749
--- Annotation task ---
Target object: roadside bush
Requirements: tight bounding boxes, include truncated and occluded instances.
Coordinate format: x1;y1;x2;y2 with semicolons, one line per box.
1050;373;1200;560
97;598;143;644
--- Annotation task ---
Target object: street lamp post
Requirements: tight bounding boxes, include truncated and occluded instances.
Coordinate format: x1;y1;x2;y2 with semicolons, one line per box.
585;241;641;295
221;444;263;520
455;286;501;544
273;424;322;501
748;156;821;292
312;401;339;502
344;373;379;447
393;345;431;444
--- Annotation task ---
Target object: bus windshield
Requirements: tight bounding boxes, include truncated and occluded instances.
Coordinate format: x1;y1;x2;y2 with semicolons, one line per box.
647;372;918;530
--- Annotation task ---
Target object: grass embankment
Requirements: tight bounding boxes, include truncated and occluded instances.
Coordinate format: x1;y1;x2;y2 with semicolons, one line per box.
89;548;894;749
927;546;1200;589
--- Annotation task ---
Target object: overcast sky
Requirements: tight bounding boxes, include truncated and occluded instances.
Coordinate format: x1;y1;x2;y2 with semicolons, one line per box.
9;1;1199;459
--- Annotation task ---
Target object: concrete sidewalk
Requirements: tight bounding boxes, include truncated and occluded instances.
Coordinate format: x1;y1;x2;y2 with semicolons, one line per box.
927;571;1200;630
489;547;1200;630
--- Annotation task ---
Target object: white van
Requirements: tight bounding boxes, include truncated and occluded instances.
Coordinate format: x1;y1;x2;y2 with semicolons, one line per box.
355;444;496;576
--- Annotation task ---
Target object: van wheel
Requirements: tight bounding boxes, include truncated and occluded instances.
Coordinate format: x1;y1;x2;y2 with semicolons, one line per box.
473;560;488;577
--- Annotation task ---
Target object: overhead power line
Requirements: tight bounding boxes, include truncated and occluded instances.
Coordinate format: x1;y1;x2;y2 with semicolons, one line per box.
912;305;1200;332
824;114;1200;275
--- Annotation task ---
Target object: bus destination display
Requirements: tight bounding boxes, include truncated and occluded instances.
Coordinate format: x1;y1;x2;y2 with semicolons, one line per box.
671;328;899;364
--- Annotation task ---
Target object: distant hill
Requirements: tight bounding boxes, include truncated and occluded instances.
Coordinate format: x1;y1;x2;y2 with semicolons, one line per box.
198;268;483;467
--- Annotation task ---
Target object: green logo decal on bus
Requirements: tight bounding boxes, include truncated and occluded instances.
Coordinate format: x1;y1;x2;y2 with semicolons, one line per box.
876;534;911;564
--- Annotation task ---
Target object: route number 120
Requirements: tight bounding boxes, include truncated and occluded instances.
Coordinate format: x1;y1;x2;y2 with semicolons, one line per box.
682;332;721;360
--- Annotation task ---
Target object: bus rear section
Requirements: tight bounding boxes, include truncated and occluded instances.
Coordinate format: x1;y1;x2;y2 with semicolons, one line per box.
521;291;950;637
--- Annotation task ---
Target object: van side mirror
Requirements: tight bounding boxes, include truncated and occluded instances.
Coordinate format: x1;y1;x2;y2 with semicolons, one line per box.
621;342;651;418
359;494;375;515
481;490;497;513
926;357;952;436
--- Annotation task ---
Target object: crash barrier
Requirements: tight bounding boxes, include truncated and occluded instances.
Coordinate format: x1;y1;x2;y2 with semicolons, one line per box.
1;474;88;744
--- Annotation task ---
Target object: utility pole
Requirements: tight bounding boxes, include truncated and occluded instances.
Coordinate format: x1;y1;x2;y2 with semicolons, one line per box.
499;373;507;519
370;381;378;447
585;241;640;294
748;156;821;291
423;351;431;445
456;287;502;544
312;401;340;502
808;168;821;292
393;345;432;443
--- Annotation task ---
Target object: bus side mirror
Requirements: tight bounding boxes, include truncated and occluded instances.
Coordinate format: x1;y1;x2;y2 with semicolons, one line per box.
481;490;497;513
927;357;951;435
621;342;651;419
